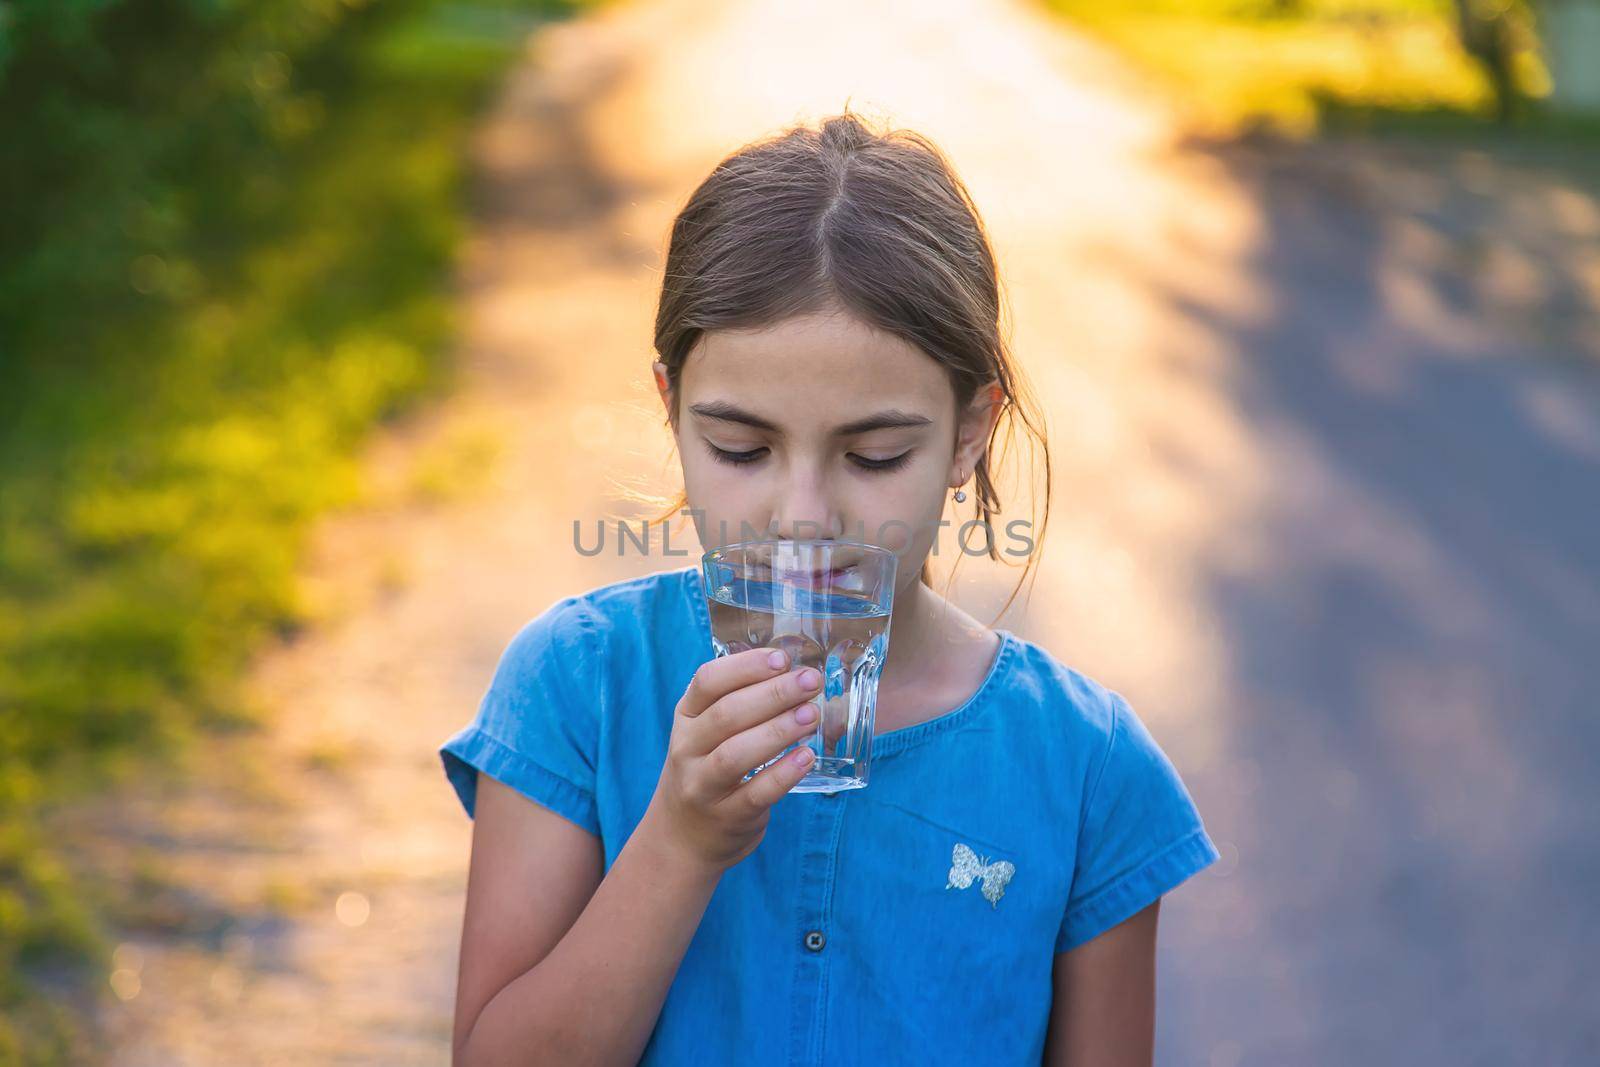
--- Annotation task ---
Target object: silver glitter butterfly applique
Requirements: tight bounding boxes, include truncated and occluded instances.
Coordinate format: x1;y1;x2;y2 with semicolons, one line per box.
945;842;1015;908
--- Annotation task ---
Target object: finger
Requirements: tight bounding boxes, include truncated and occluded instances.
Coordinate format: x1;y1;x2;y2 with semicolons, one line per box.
734;743;815;811
702;699;819;796
679;646;793;720
684;665;823;758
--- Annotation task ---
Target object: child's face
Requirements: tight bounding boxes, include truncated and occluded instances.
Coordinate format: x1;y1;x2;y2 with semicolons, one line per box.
656;306;999;584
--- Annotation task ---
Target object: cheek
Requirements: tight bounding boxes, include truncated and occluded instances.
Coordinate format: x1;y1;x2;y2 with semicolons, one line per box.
681;454;759;533
688;451;751;490
851;471;948;550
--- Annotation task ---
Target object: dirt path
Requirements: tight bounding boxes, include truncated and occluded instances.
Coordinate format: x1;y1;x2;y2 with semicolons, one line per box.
70;0;1600;1063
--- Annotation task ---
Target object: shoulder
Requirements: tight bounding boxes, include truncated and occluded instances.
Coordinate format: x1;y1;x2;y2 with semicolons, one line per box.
994;643;1218;952
474;565;699;748
503;566;694;654
993;633;1194;808
993;632;1121;746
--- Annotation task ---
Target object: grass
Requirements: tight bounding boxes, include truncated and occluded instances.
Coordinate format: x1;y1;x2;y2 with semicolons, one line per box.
0;1;607;1062
1039;0;1568;140
406;419;509;505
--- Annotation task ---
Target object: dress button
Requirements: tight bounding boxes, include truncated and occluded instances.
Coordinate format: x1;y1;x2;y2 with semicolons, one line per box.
804;930;826;952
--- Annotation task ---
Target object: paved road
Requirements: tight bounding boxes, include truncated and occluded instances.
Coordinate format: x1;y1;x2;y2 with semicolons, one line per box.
88;0;1600;1062
1151;137;1600;1064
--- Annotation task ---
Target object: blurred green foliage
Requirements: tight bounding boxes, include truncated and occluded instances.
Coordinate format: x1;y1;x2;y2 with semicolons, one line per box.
0;0;593;1060
1043;0;1561;138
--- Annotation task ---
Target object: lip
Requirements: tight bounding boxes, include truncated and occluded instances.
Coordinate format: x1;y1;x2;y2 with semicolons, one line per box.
775;563;850;581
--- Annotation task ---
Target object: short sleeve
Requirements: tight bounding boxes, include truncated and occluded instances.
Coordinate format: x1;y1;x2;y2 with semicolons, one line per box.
438;596;605;835
1056;693;1219;952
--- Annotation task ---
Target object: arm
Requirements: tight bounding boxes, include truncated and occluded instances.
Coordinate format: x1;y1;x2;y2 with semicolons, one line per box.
1042;899;1160;1067
452;772;722;1067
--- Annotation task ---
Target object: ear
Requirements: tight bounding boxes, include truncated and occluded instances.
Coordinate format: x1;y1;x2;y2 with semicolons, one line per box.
653;361;676;425
950;379;1002;488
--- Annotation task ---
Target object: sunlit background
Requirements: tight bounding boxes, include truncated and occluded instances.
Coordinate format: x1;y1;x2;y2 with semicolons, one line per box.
2;0;1597;1063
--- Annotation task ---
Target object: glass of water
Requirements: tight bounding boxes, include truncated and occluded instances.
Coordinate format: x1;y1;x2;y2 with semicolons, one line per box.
700;538;898;794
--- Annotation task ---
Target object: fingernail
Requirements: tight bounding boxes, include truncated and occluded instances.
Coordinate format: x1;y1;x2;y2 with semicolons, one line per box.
795;703;818;724
797;667;821;690
768;649;787;670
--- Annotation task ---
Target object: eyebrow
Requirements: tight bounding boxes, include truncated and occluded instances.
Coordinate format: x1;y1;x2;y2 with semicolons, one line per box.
688;400;935;437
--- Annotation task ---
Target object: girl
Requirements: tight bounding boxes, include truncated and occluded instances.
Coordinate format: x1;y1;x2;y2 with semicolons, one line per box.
439;109;1218;1067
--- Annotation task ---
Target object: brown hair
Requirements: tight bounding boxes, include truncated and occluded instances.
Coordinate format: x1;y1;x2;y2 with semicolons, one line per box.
645;107;1051;625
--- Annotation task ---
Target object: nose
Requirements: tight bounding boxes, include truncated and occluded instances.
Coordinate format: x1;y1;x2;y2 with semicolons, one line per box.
770;459;844;542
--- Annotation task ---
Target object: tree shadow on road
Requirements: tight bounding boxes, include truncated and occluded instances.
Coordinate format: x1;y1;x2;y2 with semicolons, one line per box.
1128;131;1600;1064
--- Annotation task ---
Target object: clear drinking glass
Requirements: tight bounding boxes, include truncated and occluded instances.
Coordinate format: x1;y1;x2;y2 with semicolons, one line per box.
700;538;898;793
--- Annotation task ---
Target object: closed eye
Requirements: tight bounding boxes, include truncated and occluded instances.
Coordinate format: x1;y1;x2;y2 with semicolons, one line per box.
851;450;914;472
702;441;914;473
703;441;766;466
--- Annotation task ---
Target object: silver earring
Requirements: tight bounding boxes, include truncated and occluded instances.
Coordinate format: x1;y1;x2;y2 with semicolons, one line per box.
954;471;967;504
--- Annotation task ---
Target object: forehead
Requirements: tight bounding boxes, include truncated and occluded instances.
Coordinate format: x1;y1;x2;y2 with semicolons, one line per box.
680;309;953;417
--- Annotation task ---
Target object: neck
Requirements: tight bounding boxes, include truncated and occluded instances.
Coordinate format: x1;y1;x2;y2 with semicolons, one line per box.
880;578;970;689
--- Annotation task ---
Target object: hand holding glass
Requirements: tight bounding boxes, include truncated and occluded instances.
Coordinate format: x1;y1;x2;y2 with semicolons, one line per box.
700;539;897;793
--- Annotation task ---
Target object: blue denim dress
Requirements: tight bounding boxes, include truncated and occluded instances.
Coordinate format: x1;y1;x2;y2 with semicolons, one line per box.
440;565;1219;1065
